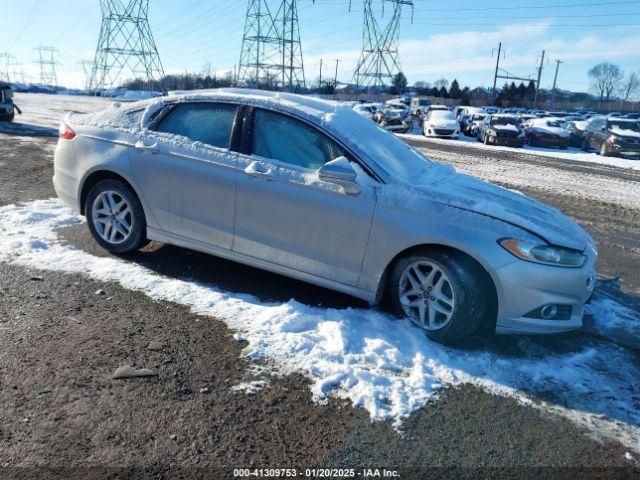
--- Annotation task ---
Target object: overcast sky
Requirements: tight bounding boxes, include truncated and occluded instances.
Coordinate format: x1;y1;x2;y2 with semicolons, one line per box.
1;0;639;91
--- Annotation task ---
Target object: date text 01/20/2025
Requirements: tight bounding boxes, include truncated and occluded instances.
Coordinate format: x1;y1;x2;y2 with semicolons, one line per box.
233;468;401;478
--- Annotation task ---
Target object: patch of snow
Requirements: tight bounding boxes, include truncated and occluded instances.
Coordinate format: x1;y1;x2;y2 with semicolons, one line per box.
0;199;639;452
231;381;269;395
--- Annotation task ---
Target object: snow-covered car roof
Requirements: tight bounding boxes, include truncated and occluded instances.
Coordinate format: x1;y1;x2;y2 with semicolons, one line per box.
72;88;348;131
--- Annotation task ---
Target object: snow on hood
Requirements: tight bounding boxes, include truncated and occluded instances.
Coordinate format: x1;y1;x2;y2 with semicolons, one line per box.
531;125;570;137
492;124;520;132
611;127;640;139
384;168;593;251
426;119;458;129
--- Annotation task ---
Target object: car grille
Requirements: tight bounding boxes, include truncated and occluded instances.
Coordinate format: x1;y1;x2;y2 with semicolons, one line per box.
434;128;454;135
496;130;519;138
385;118;403;126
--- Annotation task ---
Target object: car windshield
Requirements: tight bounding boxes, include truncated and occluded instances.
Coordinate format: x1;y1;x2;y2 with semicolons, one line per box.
609;121;640;132
472;115;486;121
431;111;456;121
545;120;563;127
332;110;435;182
491;117;520;126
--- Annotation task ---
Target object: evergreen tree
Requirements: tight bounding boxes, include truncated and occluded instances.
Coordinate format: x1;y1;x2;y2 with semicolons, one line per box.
449;79;462;99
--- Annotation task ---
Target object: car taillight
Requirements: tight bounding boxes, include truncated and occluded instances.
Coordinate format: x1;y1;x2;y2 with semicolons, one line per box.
59;123;76;140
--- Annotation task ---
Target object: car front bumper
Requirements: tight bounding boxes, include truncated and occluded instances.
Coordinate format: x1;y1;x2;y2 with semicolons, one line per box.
382;121;410;132
610;143;640;158
494;252;597;335
491;136;524;147
530;135;570;148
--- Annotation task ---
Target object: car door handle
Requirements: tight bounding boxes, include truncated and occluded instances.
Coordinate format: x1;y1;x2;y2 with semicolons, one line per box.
134;140;158;153
245;161;275;180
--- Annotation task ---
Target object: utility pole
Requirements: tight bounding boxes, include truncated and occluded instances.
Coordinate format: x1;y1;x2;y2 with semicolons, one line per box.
492;42;502;100
551;59;563;108
319;58;323;90
89;0;164;91
533;50;546;110
333;58;339;99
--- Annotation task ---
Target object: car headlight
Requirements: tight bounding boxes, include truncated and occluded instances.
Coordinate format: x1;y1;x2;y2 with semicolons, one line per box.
499;238;586;267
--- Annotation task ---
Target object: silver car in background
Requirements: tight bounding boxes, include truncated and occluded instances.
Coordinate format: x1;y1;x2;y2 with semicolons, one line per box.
53;89;597;344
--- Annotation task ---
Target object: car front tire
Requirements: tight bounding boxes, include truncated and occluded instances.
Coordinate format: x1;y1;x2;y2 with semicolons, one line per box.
85;178;148;255
599;142;610;157
388;249;487;344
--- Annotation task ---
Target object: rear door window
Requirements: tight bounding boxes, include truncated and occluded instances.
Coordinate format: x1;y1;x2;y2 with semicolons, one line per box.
252;109;347;170
156;103;237;149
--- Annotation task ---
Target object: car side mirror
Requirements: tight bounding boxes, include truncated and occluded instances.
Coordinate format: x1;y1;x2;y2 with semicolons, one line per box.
319;157;362;196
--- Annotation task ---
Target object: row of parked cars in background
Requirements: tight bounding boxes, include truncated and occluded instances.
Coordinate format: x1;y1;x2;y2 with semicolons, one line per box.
352;99;640;159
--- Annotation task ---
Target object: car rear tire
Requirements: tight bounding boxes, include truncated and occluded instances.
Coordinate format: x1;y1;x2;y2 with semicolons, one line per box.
581;139;590;151
388;249;487;344
85;179;148;255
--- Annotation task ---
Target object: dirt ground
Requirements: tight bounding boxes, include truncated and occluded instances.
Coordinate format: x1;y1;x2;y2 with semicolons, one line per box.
0;122;639;478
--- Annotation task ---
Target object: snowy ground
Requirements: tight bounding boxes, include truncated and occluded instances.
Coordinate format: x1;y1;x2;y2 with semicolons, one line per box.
0;199;639;453
1;93;640;465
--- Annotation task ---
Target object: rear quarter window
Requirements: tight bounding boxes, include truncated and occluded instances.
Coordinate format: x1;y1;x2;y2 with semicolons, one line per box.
156;103;237;149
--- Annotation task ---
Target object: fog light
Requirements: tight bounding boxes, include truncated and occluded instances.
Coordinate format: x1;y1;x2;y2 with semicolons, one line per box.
541;304;559;319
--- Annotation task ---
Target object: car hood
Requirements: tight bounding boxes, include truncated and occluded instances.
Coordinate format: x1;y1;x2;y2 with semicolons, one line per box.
531;126;570;137
387;166;592;251
428;120;458;129
489;124;521;133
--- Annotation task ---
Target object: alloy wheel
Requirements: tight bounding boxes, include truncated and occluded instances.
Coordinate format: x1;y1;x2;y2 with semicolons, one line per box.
398;260;456;331
91;190;134;245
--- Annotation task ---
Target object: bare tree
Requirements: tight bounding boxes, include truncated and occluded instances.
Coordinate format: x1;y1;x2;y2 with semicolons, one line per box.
620;71;640;102
434;78;449;91
588;62;623;101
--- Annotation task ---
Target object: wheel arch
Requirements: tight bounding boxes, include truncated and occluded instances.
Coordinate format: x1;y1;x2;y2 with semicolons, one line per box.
79;169;146;218
375;243;499;331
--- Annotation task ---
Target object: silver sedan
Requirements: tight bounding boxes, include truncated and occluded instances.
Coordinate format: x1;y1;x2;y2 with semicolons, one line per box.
53;89;597;343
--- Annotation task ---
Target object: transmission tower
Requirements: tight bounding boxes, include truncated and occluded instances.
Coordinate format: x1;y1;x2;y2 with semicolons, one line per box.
0;53;18;82
238;0;307;90
79;60;95;90
34;46;59;86
89;0;164;91
353;0;413;91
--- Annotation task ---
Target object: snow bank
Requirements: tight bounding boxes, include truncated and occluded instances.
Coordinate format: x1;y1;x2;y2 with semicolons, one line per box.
0;199;639;452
